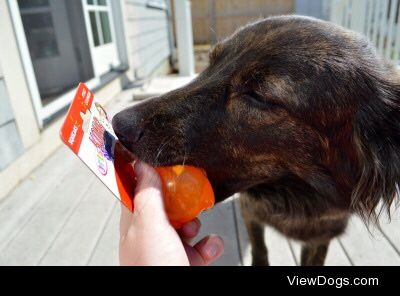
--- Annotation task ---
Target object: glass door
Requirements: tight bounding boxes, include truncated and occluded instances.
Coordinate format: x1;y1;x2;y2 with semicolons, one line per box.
83;0;120;76
18;0;87;105
10;0;120;125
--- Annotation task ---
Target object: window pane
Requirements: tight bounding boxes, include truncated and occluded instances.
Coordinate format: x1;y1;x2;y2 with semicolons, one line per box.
98;0;107;6
87;0;95;5
89;11;100;46
20;12;59;59
100;12;112;44
18;0;49;9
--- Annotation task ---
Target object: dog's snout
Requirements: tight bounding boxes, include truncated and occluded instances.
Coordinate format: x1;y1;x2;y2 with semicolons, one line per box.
112;110;145;145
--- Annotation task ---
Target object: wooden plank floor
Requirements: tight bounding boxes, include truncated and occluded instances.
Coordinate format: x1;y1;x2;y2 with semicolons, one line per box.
0;88;400;266
234;199;400;266
1;142;399;266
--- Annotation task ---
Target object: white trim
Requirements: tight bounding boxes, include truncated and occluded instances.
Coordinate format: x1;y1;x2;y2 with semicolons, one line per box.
174;0;195;76
41;78;100;119
106;0;118;49
8;0;44;128
385;0;397;60
110;0;130;67
82;0;100;75
81;0;98;78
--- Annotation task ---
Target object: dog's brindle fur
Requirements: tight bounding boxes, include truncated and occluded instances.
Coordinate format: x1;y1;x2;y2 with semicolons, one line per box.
112;16;400;265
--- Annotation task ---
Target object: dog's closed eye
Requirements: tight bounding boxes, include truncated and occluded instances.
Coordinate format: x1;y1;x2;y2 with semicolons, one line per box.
242;91;283;110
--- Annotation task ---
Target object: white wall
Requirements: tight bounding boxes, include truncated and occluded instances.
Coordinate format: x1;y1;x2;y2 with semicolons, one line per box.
123;0;172;79
295;0;330;20
0;0;40;150
0;74;24;170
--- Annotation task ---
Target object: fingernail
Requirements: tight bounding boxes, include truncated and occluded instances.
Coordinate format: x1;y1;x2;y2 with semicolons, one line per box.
134;161;144;178
206;242;220;258
186;220;200;233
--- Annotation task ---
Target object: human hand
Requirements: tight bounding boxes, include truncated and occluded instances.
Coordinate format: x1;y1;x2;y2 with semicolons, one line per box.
119;161;224;266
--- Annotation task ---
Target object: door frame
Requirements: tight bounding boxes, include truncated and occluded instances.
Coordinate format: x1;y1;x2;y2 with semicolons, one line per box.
7;0;124;128
82;0;120;77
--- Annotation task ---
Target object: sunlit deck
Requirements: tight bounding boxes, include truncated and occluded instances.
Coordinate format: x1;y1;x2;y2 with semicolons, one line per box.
1;85;399;266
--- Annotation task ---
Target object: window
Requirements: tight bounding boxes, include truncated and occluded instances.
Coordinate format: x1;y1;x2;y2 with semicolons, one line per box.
18;0;59;59
83;0;120;77
87;0;113;47
16;0;94;112
18;0;50;9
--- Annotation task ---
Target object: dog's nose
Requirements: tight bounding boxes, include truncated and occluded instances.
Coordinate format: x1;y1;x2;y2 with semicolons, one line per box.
112;111;144;145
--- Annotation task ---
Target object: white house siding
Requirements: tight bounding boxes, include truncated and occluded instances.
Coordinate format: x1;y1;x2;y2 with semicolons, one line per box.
124;0;172;79
0;67;24;170
295;0;330;20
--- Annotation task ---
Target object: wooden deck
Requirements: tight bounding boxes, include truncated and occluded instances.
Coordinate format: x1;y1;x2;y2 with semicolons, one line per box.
1;88;400;266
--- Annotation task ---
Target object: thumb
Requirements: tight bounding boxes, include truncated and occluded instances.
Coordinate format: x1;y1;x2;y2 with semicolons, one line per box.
133;161;167;221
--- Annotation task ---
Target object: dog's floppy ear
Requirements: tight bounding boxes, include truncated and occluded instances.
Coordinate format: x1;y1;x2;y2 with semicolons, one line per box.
352;72;400;223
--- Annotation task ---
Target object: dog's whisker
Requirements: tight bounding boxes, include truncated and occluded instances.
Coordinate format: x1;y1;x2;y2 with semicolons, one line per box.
182;148;187;167
154;136;170;163
155;136;176;165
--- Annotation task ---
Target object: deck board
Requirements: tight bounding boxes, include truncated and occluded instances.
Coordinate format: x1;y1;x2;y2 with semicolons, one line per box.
233;197;297;266
197;197;241;266
87;203;120;266
0;159;95;265
0;148;74;251
289;239;352;266
38;178;117;266
377;206;400;256
339;216;400;265
264;228;297;266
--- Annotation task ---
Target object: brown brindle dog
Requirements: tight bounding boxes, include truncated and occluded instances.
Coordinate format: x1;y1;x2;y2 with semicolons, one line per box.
112;16;400;266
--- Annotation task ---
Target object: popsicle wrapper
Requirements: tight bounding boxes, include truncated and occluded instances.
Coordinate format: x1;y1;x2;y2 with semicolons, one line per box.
60;83;135;211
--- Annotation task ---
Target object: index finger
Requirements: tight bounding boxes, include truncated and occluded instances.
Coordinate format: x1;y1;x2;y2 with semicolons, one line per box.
178;218;201;242
120;203;133;239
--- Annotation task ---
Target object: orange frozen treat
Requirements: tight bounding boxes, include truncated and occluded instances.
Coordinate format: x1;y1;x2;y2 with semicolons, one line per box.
156;165;215;228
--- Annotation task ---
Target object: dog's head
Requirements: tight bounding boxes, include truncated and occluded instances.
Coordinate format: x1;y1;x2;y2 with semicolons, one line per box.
113;16;400;221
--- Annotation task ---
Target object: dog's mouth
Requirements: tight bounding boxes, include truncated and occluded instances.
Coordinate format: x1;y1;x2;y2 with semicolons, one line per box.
118;140;188;166
115;138;234;201
118;137;188;168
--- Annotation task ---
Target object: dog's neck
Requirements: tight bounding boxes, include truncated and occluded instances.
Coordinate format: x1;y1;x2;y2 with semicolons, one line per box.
245;173;351;219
